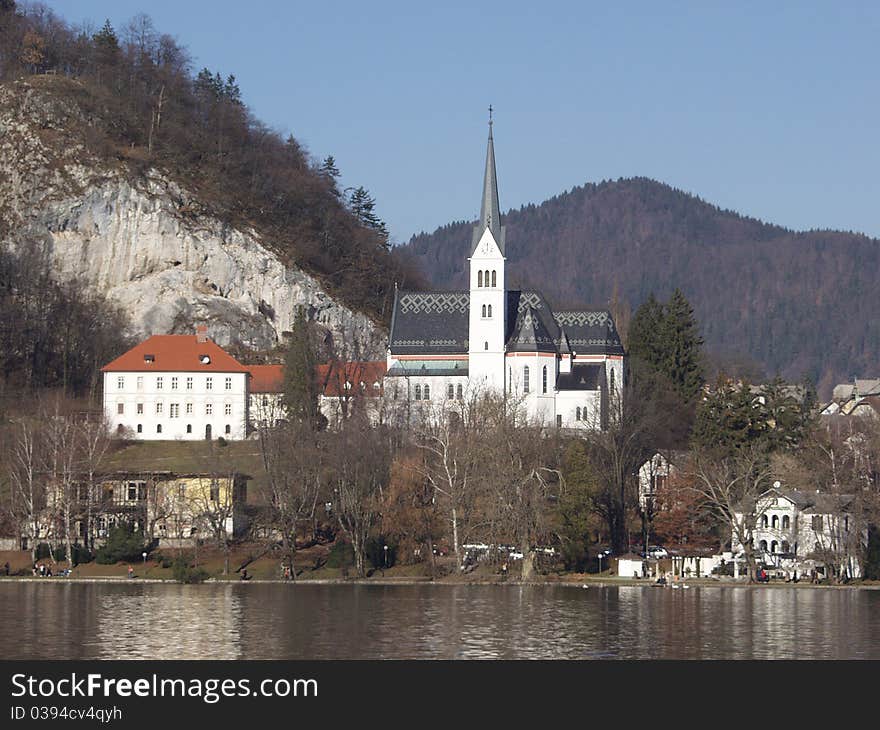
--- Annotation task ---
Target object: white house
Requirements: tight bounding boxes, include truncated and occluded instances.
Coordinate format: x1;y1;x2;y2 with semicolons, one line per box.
733;484;866;579
102;327;250;441
385;116;625;428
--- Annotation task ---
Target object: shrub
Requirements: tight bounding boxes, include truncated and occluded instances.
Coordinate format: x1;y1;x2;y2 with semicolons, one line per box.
171;557;210;584
325;541;354;569
95;524;146;564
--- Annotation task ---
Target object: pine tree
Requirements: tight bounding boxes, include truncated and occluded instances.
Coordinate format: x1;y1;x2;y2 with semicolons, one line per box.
92;20;120;65
282;308;320;428
319;156;341;197
348;186;389;248
627;293;665;374
661;288;705;404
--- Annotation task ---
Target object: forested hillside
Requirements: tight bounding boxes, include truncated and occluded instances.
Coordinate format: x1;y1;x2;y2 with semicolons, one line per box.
402;177;880;395
0;2;424;325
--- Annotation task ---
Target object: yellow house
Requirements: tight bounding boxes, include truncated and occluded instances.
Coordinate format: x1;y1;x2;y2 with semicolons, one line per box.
148;472;248;547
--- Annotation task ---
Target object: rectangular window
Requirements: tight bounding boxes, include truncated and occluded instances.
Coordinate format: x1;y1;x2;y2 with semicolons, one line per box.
206;377;213;390
156;402;163;414
206;403;213;415
171;377;178;390
117;403;124;415
138;484;146;501
186;377;193;390
137;376;143;390
170;404;179;418
137;403;143;415
225;377;232;390
127;484;137;501
224;403;232;416
185;403;193;415
156;377;163;390
117;377;124;389
812;515;823;531
210;481;220;502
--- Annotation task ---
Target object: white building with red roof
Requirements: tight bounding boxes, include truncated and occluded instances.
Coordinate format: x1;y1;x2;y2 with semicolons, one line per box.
102;326;251;440
103;327;388;438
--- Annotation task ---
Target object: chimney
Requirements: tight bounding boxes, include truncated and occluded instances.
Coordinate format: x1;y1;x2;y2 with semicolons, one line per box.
196;324;208;343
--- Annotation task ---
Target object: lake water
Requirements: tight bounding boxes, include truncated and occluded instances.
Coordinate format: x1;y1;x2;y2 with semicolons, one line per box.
2;582;879;660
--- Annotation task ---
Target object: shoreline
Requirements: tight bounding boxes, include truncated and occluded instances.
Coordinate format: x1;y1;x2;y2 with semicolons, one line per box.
3;575;880;589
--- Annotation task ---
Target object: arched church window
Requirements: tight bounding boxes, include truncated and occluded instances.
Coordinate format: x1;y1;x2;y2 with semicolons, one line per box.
610;368;615;392
448;384;454;399
414;384;421;400
761;515;768;528
491;270;496;287
782;515;790;529
482;304;486;318
485;269;490;285
484;341;488;351
576;407;581;421
487;304;492;318
456;384;463;400
424;384;430;400
542;365;547;394
523;366;530;394
759;540;768;552
772;515;779;529
478;270;483;287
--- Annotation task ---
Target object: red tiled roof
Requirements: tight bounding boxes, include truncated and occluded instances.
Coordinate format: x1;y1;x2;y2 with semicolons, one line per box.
317;361;387;397
102;335;250;373
248;365;284;393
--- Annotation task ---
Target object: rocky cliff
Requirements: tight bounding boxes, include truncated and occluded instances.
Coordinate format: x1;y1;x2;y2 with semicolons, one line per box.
0;78;382;355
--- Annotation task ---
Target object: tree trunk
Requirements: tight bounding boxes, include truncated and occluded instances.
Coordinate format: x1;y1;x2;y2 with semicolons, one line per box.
521;549;537;581
451;506;460;570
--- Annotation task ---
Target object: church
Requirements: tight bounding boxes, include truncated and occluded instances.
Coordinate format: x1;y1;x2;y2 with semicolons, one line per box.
386;116;625;428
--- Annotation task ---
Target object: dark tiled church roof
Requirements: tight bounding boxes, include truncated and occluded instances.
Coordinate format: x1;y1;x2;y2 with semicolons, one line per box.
388;291;470;354
557;363;603;390
389;289;624;358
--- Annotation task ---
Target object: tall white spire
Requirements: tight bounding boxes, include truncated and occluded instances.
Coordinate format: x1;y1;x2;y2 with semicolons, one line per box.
472;105;505;254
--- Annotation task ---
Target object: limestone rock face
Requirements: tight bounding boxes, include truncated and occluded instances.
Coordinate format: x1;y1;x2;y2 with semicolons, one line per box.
0;79;382;354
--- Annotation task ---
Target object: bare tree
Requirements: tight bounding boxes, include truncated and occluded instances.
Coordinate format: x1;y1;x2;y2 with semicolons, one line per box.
411;389;486;569
329;414;390;577
9;416;45;563
690;445;774;582
257;420;324;580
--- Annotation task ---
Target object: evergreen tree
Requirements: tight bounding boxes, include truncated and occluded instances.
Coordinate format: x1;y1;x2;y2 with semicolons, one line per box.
92;20;120;64
319;156;341;197
661;288;705;403
557;441;598;571
224;74;241;105
348;186;389;246
691;379;758;457
282;308;320;428
628;290;705;405
627;293;665;374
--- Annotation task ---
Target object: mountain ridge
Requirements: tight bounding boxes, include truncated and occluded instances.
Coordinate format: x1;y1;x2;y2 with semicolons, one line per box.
400;176;880;396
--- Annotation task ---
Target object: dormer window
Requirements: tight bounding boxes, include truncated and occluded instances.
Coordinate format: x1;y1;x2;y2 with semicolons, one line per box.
200;355;211;365
143;354;155;364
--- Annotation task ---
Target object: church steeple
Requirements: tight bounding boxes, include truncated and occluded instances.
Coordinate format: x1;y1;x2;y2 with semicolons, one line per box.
472;106;505;255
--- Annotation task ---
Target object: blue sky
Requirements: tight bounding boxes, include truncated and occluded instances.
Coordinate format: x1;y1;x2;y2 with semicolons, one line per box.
39;1;880;243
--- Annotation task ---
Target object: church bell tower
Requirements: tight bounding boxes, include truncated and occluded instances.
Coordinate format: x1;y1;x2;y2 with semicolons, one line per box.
468;107;506;392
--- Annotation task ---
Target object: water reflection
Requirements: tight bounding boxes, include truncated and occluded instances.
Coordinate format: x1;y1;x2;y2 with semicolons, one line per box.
2;583;880;660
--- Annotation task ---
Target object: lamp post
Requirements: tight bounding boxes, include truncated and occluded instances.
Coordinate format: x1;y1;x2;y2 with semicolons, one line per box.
142;551;147;577
383;544;388;569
